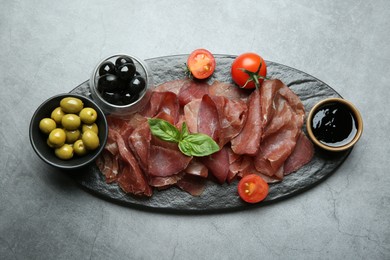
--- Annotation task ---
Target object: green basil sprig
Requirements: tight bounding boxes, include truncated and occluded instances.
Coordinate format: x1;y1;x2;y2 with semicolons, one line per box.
148;118;220;157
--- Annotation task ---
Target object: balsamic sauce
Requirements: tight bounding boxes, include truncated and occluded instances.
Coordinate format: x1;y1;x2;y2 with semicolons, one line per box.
311;102;357;147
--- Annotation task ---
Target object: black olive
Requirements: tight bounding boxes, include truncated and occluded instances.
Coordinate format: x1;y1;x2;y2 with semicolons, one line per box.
98;61;116;76
129;75;146;95
112;92;124;105
116;78;129;92
116;63;136;81
115;56;134;68
121;92;133;105
97;74;119;93
101;91;115;103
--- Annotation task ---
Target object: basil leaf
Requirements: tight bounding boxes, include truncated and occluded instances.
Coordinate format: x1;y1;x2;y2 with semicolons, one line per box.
180;122;190;140
179;133;220;157
148;118;219;157
148;118;181;143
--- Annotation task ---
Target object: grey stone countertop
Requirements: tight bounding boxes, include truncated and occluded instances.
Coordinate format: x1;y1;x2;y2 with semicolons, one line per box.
1;1;389;259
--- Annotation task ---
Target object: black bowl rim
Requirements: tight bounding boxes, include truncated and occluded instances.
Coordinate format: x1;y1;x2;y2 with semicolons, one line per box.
29;93;108;169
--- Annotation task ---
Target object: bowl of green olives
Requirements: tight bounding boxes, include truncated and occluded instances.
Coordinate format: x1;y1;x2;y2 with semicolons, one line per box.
29;93;108;169
89;53;153;117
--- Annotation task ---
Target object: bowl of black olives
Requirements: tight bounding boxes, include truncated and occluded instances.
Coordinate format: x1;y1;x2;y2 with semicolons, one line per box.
29;93;108;169
89;54;153;117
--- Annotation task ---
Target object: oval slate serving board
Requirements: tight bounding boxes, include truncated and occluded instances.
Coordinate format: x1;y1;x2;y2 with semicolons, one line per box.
69;54;351;213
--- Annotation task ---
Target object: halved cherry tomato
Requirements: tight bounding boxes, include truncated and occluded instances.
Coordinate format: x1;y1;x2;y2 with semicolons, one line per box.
231;53;267;89
187;49;216;79
237;174;269;203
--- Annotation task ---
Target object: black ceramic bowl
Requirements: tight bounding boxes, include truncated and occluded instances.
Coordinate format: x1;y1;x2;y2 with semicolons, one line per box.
29;93;108;169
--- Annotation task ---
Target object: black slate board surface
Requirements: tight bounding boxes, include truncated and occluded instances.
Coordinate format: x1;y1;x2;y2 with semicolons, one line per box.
69;54;351;213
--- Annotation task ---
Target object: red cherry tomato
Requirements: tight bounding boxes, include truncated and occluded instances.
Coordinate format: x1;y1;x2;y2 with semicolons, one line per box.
237;174;269;203
187;49;216;79
231;53;267;89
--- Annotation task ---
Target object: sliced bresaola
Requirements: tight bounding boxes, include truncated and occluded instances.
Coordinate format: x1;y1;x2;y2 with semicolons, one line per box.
96;150;119;184
176;174;207;196
198;94;220;142
209;81;249;101
254;79;306;178
153;78;190;95
228;154;281;184
97;78;313;196
127;121;152;172
148;145;192;177
184;159;208;178
184;99;201;134
105;128;119;156
140;91;180;124
149;173;184;188
111;129;152;196
260;80;283;132
284;132;314;175
210;95;247;147
231;88;262;155
262;80;305;139
201;146;230;184
178;80;209;106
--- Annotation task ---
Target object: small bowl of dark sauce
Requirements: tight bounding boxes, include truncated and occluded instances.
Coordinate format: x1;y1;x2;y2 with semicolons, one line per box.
306;98;363;152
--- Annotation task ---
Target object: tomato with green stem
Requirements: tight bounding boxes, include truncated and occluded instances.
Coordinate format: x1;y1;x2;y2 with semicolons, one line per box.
237;174;269;203
187;49;216;79
231;53;267;89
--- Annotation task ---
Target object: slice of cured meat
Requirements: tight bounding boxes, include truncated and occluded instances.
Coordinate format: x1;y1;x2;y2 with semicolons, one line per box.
284;132;314;175
211;95;247;147
260;80;283;131
178;80;209;106
253;79;306;178
154;78;190;95
228;154;281;184
149;173;184;188
209;81;249;101
183;99;201;134
148;145;192;177
201;146;230;184
127;121;151;172
184;159;208;178
112;129;152;196
198;94;220;142
254;126;300;179
140;91;180;124
231;88;262;155
176;174;207;196
96;150;119;183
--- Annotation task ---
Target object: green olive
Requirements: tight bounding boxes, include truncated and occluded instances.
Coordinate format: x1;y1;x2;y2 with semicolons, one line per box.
48;128;66;148
64;129;80;143
51;107;65;125
61;114;81;130
39;118;57;134
47;138;56;148
82;130;100;150
55;144;74;160
60;97;84;114
82;123;99;134
79;107;97;124
73;140;87;156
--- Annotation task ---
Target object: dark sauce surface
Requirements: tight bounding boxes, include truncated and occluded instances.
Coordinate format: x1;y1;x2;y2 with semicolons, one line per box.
311;102;357;147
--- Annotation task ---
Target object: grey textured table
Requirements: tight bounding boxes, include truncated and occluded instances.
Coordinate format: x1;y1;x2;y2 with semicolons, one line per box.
1;1;389;259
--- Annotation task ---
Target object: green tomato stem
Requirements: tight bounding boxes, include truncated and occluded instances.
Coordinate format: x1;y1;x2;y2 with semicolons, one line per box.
238;62;268;89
